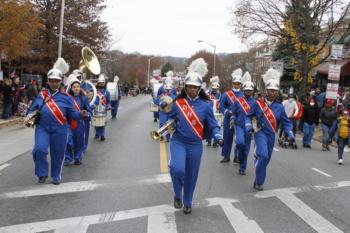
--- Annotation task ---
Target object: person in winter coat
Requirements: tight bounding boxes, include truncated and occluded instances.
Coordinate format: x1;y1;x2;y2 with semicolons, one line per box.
302;96;319;148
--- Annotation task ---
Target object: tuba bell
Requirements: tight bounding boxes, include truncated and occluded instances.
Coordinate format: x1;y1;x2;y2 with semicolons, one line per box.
79;47;101;75
150;119;175;141
78;47;100;106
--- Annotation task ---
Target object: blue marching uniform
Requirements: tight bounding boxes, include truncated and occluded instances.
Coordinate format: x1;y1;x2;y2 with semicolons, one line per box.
206;90;221;145
65;95;92;164
94;88;111;138
246;99;293;186
230;96;255;173
111;85;122;118
81;82;92;151
219;89;243;159
155;85;176;141
169;97;223;208
28;90;82;182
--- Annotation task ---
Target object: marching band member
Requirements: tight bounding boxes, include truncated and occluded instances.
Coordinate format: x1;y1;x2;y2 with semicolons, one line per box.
94;74;111;141
73;69;91;152
206;76;221;147
245;68;294;191
26;59;88;185
110;75;122;119
155;71;177;141
219;68;243;163
168;58;224;214
229;72;255;175
65;76;92;165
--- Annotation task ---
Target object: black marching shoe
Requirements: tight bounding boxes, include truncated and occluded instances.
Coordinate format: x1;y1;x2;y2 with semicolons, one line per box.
101;136;106;141
253;181;263;191
183;206;192;214
174;197;183;209
220;157;230;163
38;176;47;184
74;160;82;166
239;170;246;175
212;142;219;148
206;141;212;146
233;157;240;164
153;118;158;122
52;180;61;185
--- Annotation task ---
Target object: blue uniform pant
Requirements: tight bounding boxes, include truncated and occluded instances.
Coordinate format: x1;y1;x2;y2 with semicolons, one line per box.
254;131;275;186
338;138;348;159
32;124;68;181
65;122;86;163
169;139;203;208
153;111;159;120
159;111;170;141
111;100;119;117
302;123;315;146
84;120;90;151
221;117;235;158
95;126;106;137
321;123;331;145
235;125;252;172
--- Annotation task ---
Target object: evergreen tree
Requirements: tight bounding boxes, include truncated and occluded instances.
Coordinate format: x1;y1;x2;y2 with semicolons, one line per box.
161;62;174;76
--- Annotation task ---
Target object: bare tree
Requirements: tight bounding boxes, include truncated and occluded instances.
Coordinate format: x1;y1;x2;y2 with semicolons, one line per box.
231;0;350;91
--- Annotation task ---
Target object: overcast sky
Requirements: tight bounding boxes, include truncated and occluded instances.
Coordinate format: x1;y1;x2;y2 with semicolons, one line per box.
102;0;244;58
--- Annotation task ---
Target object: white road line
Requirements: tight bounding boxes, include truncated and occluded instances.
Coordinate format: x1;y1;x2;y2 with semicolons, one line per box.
0;174;171;200
0;163;11;175
311;168;332;177
0;198;240;233
273;147;280;152
207;198;264;233
275;192;342;233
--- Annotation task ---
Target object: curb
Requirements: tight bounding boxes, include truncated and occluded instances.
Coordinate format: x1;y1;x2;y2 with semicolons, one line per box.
0;117;24;129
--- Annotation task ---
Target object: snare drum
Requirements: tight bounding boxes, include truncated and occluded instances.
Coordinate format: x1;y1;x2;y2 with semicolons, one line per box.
91;116;106;127
149;102;159;112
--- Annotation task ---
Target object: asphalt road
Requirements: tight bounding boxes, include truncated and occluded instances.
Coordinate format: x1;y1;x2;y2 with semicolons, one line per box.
0;95;350;233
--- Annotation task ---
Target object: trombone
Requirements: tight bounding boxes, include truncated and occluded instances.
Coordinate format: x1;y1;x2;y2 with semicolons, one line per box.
150;119;175;141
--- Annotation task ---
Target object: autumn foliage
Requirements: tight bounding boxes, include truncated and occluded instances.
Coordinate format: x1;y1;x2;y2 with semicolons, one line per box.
0;0;42;60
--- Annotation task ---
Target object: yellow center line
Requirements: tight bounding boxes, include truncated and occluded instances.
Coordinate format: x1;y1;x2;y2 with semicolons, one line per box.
159;141;169;173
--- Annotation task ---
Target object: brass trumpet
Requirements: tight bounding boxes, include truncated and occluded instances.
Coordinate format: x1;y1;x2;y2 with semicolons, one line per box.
150;119;175;141
24;111;40;128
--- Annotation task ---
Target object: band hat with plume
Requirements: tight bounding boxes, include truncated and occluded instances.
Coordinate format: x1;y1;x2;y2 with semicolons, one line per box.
48;58;70;80
231;68;243;83
242;71;254;91
262;68;281;90
166;70;174;78
114;75;119;83
188;58;208;78
98;73;107;83
164;76;174;90
210;76;220;88
65;74;77;86
185;58;208;87
72;69;83;78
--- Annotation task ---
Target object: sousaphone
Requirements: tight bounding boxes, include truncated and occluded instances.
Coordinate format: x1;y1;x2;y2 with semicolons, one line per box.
79;47;101;106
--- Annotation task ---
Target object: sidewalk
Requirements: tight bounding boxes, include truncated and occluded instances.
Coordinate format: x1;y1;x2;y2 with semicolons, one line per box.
0;117;24;129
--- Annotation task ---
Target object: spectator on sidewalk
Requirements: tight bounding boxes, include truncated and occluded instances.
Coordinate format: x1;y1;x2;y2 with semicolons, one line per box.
26;80;39;101
320;99;337;151
302;96;319;148
17;96;32;117
279;94;299;140
1;78;14;119
329;110;350;165
315;88;326;109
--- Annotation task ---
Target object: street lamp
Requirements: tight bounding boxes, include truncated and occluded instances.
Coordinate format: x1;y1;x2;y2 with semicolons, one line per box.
58;0;65;58
197;40;216;76
147;57;155;87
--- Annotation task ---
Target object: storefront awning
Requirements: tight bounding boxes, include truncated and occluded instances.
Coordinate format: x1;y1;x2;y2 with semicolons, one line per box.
315;59;350;75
